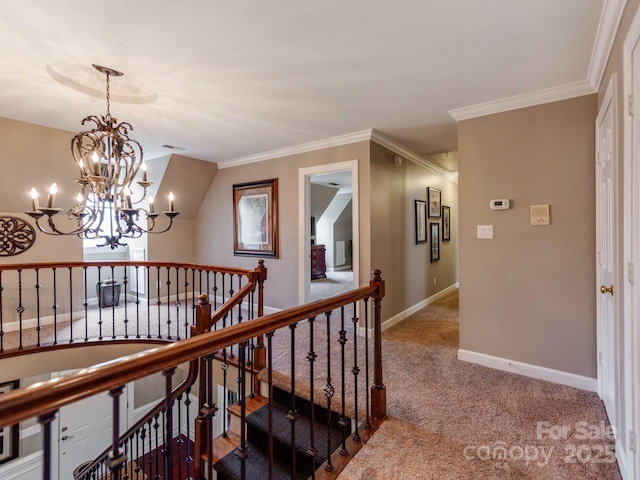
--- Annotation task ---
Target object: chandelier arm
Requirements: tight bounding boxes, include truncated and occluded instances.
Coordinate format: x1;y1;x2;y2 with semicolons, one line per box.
26;64;177;248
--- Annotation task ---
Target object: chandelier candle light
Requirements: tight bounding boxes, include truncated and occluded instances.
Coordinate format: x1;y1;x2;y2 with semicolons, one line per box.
26;65;178;248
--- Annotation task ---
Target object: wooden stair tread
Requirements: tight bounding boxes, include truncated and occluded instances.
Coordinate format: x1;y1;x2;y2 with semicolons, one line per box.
227;394;269;417
202;430;241;463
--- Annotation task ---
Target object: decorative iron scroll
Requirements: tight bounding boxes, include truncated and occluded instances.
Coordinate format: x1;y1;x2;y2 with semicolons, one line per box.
0;216;36;256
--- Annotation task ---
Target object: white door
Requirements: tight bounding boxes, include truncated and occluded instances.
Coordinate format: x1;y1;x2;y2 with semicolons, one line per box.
596;76;617;429
56;371;128;478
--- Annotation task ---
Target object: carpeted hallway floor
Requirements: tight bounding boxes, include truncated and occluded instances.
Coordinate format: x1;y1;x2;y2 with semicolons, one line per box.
336;289;622;480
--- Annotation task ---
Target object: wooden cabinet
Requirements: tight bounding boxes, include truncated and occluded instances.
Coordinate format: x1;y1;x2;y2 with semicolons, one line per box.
311;244;327;280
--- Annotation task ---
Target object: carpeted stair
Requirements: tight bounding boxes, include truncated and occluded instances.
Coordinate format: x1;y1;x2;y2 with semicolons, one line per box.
214;386;350;480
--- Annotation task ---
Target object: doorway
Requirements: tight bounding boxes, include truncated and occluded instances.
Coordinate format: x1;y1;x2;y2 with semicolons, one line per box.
52;370;130;478
298;161;359;304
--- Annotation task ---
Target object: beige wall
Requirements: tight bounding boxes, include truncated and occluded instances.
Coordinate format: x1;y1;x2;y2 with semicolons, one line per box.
369;143;459;319
458;94;598;377
194;142;371;310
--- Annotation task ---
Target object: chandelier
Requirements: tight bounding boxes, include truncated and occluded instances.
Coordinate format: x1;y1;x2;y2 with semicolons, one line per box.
27;65;178;249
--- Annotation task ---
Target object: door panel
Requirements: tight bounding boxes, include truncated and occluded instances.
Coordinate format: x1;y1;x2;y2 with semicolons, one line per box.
596;84;617;430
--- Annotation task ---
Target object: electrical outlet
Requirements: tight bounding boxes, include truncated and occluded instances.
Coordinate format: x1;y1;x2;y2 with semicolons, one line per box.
433;278;437;286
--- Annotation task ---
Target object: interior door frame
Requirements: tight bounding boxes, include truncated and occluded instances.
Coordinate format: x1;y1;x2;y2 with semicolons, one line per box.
298;160;359;304
623;12;640;479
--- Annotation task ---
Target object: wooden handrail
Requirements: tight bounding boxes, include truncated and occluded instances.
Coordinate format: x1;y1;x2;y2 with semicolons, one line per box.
0;277;383;428
0;260;260;276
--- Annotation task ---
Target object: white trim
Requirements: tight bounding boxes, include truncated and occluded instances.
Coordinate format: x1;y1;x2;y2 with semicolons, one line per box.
217;128;457;184
623;10;640;479
370;130;458;184
448;80;595;122
457;349;598;392
357;282;459;337
298;161;360;305
588;0;628;90
218;130;373;169
0;451;43;479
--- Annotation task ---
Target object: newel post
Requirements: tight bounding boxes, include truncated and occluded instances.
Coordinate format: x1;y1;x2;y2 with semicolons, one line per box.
194;294;211;480
370;269;386;421
253;260;267;371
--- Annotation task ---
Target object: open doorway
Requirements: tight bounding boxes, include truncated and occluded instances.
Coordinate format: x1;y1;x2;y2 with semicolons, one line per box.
309;171;353;301
298;161;359;304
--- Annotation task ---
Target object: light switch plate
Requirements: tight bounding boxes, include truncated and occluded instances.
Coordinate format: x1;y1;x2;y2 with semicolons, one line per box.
477;225;493;239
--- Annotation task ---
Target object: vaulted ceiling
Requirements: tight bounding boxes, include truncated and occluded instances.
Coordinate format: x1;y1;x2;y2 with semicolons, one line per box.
0;1;614;164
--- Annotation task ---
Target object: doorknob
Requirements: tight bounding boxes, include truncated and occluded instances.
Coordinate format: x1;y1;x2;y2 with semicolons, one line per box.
600;285;614;295
61;435;74;441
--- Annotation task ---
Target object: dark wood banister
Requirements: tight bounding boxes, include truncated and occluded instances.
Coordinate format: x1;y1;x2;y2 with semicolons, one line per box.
0;260;262;275
0;270;386;427
75;358;200;478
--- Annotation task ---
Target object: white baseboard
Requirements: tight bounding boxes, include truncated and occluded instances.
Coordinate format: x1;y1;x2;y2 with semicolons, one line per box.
457;349;598;392
356;282;459;336
0;451;43;479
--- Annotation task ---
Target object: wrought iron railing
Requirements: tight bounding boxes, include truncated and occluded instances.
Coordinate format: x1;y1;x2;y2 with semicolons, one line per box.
0;270;385;480
0;260;266;356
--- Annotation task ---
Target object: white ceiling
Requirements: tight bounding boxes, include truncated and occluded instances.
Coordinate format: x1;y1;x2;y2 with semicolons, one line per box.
0;1;608;164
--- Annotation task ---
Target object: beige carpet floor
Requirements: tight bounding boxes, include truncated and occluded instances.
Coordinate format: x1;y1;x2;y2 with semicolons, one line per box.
334;290;622;480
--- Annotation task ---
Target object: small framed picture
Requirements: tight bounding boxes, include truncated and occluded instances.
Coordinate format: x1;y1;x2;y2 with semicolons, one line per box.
430;223;440;263
415;200;427;244
442;205;451;241
427;187;441;218
233;179;279;258
0;380;19;465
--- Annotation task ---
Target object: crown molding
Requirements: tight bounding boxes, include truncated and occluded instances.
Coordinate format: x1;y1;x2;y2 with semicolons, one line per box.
370;130;458;184
448;80;595;122
448;0;626;122
588;0;627;90
217;128;457;184
217;130;374;169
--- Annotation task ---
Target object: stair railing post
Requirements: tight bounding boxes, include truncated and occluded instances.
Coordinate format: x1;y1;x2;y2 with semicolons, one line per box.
193;294;211;480
370;270;386;421
253;260;267;371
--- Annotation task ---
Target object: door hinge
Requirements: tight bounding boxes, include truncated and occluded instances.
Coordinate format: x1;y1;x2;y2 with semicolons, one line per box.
629;262;636;284
597;251;601;266
598;351;603;366
629;93;635;116
630;430;637;454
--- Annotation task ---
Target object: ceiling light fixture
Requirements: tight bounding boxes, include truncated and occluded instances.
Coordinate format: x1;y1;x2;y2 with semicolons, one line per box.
27;64;178;249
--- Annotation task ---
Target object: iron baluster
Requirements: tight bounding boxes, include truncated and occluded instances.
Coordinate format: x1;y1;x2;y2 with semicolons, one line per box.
122;265;129;339
135;266;141;339
324;311;334;471
40;411;57;480
163;367;176;479
35;269;41;346
110;265;116;339
351;302;361;442
266;331;274;480
364;297;371;429
97;266;103;340
307;316;318;478
68;267;73;343
339;305;349;456
17;269;23;349
288;323;298;478
83;267;88;342
52;268;58;345
106;386;127;477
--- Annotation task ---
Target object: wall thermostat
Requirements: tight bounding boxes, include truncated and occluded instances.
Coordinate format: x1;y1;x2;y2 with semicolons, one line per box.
490;199;510;210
